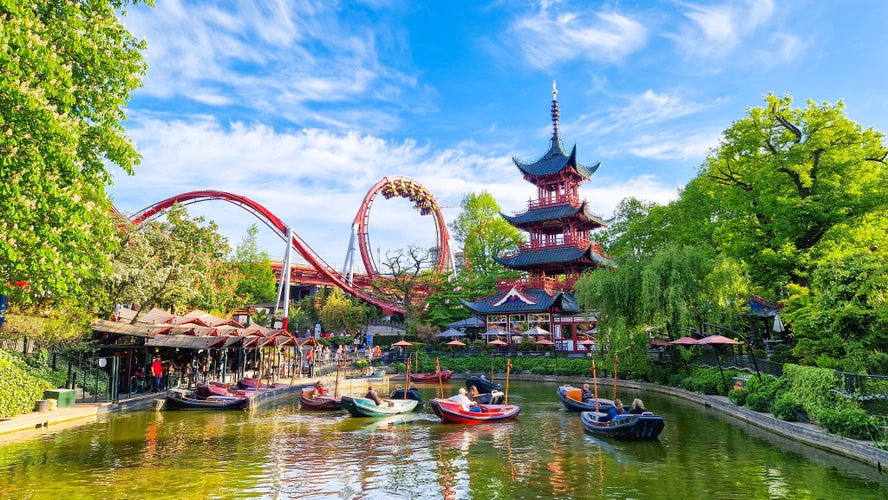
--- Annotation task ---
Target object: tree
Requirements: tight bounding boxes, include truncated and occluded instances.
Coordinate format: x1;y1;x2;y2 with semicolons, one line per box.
232;224;277;305
318;288;366;334
700;94;888;290
0;1;149;306
370;245;437;332
449;192;524;290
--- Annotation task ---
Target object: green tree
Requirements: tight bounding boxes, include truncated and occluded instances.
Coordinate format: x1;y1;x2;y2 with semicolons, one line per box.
369;245;437;332
449;192;524;291
318;287;366;334
232;224;277;305
0;0;150;306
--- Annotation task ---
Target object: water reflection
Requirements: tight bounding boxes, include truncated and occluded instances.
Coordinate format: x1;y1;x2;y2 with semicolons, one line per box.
0;382;886;499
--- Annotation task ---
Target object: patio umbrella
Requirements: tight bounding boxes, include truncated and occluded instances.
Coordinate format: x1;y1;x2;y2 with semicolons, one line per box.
698;335;740;391
446;340;466;347
669;336;699;346
488;339;508;346
524;326;550;337
446;316;486;329
482;327;510;338
773;313;785;333
393;340;414;347
535;338;555;345
437;328;466;339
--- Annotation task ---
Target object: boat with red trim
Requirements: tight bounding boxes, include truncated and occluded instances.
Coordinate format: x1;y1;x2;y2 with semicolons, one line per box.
428;398;521;424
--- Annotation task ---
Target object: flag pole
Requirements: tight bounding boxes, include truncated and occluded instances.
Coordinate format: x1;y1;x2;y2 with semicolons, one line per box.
591;360;599;412
505;358;512;405
435;358;443;399
613;354;619;401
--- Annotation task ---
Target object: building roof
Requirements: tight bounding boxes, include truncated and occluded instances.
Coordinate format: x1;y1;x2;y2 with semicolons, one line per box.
512;140;600;180
502;202;607;228
495;245;613;270
460;287;581;314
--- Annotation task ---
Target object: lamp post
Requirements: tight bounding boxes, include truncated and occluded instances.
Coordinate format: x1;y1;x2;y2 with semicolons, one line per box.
702;322;763;382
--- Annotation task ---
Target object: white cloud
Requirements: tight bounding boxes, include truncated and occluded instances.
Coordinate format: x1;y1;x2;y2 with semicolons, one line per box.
507;3;648;70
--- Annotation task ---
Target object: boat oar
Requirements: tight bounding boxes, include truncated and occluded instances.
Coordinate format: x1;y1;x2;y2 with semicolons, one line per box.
591;360;600;413
504;358;512;405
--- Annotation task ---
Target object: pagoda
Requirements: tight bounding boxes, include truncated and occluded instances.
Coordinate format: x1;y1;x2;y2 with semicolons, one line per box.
460;83;611;346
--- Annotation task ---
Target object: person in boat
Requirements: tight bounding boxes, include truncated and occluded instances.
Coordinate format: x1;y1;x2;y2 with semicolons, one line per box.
607;399;627;421
365;385;383;406
628;398;646;414
314;381;327;397
581;384;593;402
468;385;481;400
450;387;479;412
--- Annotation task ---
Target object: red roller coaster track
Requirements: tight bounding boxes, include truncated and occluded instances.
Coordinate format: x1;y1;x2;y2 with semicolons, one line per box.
129;184;452;315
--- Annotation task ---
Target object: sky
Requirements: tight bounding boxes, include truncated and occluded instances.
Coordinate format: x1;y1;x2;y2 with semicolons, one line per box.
111;0;888;274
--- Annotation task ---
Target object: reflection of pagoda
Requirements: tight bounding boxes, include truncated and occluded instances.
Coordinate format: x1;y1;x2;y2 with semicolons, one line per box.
461;83;611;346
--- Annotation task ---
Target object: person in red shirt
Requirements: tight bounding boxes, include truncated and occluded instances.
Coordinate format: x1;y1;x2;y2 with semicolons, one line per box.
151;356;163;392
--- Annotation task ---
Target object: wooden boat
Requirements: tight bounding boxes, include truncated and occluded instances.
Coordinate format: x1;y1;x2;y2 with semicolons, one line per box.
429;398;521;424
580;411;665;440
340;395;418;417
165;389;248;411
389;387;424;406
557;385;615;413
466;375;502;393
410;370;453;383
345;369;386;379
299;387;343;411
238;377;268;390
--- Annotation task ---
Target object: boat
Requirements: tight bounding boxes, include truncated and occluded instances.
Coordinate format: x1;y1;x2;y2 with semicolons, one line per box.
237;377;269;390
556;385;615;413
165;389;249;411
340;395;418;417
429;398;521;424
466;375;502;393
389;387;424;406
410;370;453;383
299;387;343;411
345;369;386;379
580;411;665;440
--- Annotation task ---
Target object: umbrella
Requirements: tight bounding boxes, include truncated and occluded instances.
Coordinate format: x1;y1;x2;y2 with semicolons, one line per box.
535;338;555;345
488;339;508;346
698;335;740;390
482;327;510;338
446;316;486;329
446;340;466;347
524;326;550;337
773;313;785;333
437;328;466;339
392;340;414;347
669;336;699;345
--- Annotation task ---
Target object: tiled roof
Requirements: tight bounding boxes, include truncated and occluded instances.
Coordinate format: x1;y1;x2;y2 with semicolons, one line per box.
512;140;600;179
495;245;613;269
502;202;607;227
460;288;581;314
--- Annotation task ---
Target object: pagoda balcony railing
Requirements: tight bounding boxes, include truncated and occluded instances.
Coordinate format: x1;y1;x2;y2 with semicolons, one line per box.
519;235;590;252
526;193;581;210
497;275;578;293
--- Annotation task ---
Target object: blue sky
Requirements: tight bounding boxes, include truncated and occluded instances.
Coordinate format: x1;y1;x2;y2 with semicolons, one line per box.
111;0;888;272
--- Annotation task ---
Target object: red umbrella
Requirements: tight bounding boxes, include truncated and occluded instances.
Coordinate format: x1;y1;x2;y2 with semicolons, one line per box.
392;340;414;347
446;340;466;347
488;339;508;346
669;336;699;345
535;338;555;345
698;335;740;390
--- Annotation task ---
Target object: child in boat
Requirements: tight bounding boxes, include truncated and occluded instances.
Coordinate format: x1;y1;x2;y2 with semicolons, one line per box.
314;381;326;396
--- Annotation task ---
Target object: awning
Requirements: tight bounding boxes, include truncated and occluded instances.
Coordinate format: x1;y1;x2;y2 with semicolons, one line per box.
145;335;227;349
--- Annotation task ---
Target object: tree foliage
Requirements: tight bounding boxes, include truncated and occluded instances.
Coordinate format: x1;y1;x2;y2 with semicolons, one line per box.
0;0;150;305
318;287;367;334
232;224;277;305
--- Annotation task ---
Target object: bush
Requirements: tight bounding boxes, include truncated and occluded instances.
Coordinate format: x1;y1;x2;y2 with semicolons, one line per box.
771;397;807;422
0;350;54;418
817;408;880;440
746;392;772;412
866;352;888;375
728;389;748;406
769;344;797;364
686;367;734;395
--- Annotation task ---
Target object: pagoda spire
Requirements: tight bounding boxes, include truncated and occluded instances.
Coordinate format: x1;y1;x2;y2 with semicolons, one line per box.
550;80;560;143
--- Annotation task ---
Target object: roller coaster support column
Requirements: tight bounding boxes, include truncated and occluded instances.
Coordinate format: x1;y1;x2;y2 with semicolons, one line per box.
342;223;358;286
274;227;293;331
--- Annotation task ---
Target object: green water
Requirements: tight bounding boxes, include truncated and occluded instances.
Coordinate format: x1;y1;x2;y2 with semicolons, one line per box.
1;381;886;499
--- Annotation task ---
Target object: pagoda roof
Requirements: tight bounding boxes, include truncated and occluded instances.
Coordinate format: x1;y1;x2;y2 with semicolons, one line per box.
495;245;613;270
460;287;581;314
512;139;600;179
503;202;607;227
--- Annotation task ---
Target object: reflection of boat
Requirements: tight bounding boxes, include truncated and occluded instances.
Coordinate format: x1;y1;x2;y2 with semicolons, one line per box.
341;396;418;417
557;385;615;413
580;411;665;440
466;375;501;393
165;389;248;410
410;370;453;383
345;369;386;379
389;387;424;406
429;398;521;424
299;387;343;411
471;390;504;405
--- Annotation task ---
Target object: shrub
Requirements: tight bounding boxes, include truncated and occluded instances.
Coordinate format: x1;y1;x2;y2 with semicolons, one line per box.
782;364;856;417
771;397;807;422
866;352;888;375
817;408;880;440
769;344;797;364
728;389;748;406
746;391;772;412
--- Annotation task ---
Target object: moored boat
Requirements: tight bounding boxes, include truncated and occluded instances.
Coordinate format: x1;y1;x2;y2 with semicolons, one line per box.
389;387;424;406
299;387;343;411
345;369;386;379
340;396;418;417
580;411;665;440
429;398;521;424
471;390;505;405
165;389;249;411
410;370;453;383
556;385;615;413
466;375;502;393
